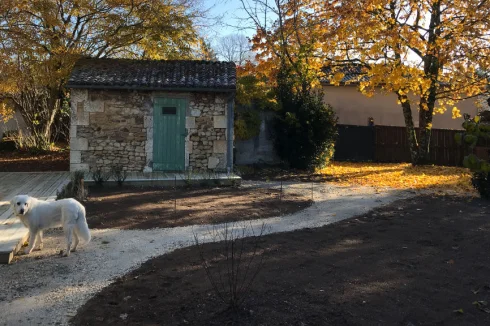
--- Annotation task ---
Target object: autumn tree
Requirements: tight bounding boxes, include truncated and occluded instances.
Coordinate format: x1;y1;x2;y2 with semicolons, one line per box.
240;0;325;95
242;0;490;165
0;0;204;148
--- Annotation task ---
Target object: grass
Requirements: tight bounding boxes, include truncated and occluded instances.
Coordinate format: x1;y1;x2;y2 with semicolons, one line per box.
317;162;474;195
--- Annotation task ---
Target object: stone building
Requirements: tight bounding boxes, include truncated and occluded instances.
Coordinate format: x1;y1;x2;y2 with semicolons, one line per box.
66;58;236;172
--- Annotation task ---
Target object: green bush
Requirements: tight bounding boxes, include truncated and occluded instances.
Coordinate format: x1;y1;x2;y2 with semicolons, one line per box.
234;109;261;141
471;172;490;199
273;73;337;170
457;114;490;198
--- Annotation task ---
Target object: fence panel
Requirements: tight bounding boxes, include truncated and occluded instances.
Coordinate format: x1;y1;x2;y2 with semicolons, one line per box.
334;124;465;166
374;126;465;166
334;125;375;161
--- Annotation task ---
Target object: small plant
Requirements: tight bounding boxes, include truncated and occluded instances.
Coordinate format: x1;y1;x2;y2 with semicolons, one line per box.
57;171;87;201
226;171;241;188
111;165;128;186
181;168;195;188
199;170;215;188
90;166;111;186
193;222;269;311
471;172;490;199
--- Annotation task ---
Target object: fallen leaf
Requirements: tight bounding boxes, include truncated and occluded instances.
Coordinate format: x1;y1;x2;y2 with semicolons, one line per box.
453;308;464;314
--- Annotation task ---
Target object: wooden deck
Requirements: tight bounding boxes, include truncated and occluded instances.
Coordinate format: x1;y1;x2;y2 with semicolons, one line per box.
0;172;71;264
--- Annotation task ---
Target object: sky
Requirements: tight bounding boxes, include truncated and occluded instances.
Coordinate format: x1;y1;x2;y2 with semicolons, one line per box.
202;0;256;40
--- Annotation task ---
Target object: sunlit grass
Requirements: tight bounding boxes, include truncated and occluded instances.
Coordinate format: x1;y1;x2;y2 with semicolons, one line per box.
318;162;474;195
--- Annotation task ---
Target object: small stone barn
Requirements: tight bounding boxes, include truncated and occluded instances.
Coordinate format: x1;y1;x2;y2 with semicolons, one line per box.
66;58;236;173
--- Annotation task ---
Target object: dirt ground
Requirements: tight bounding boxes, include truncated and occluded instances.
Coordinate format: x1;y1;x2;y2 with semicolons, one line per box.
73;194;490;326
0;150;69;172
84;186;312;229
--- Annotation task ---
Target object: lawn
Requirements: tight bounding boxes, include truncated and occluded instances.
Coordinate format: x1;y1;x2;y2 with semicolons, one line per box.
72;194;490;325
239;162;474;195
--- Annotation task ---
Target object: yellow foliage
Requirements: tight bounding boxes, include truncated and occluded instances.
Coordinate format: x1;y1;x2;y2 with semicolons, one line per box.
317;162;474;195
0;101;14;122
452;107;462;119
0;0;201;93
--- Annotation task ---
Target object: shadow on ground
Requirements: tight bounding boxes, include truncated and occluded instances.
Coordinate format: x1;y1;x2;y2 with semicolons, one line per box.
73;195;490;326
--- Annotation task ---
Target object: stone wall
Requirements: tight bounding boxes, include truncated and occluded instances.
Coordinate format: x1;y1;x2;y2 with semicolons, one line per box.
187;93;228;170
70;89;231;172
235;110;280;165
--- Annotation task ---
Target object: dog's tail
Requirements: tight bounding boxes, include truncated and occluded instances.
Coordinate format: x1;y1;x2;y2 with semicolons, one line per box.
76;206;91;244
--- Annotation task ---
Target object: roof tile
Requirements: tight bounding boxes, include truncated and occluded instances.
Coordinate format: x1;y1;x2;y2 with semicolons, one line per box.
67;58;236;91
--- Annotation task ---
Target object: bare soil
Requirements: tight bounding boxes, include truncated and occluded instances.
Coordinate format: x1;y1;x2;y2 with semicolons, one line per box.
84;186;312;229
0;150;69;172
73;195;490;326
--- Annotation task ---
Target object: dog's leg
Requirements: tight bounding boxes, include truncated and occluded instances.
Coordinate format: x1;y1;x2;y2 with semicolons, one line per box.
36;230;44;251
72;231;79;252
24;230;38;255
63;226;74;257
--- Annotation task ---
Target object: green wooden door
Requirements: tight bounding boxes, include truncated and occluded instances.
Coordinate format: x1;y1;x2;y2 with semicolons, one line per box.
153;97;186;171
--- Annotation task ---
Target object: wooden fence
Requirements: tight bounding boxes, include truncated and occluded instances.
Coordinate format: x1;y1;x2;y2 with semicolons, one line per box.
335;125;466;166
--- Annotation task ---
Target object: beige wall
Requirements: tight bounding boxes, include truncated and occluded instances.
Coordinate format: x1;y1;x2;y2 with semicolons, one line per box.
322;85;480;130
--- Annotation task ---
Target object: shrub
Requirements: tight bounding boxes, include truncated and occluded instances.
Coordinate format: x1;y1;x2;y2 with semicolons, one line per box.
273;73;337;170
471;172;490;199
12;130;54;153
90;166;111;186
193;222;268;311
457;114;490;198
111;165;128;186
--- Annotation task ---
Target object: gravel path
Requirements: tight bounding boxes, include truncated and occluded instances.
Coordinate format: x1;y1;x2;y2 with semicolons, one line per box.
0;182;413;326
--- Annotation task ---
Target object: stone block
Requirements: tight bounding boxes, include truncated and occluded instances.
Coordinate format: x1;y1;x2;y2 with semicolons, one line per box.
70;163;89;172
71;137;88;151
186;141;193;154
215;95;226;104
186;116;196;129
213;115;227;129
70;125;77;139
208;156;220;169
213;140;227;154
70;151;81;164
191;108;201;117
73;103;89;126
86;100;105;113
71;89;88;103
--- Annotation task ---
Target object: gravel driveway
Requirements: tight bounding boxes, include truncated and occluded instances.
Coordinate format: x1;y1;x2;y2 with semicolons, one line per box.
0;182;412;325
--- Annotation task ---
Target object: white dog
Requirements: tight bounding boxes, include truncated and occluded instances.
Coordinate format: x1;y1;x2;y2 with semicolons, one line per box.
11;195;91;257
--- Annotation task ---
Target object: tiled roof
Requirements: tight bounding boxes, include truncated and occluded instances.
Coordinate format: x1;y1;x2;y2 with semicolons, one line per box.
322;64;369;85
67;58;236;91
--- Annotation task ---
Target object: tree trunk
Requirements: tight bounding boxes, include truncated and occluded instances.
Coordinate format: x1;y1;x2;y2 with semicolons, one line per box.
416;0;441;165
397;92;419;164
417;98;435;165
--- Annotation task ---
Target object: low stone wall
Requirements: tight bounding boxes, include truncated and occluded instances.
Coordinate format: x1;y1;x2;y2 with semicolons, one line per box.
70;89;231;172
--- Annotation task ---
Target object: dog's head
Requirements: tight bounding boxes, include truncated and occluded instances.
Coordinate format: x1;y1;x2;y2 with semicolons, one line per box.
11;195;31;216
